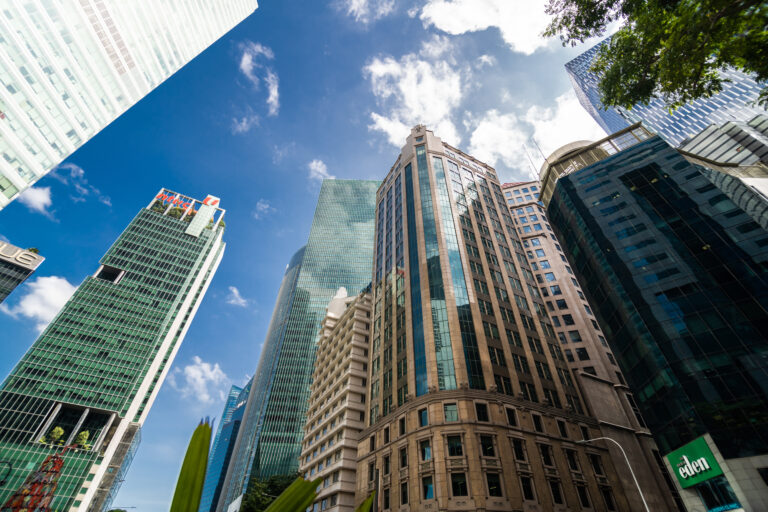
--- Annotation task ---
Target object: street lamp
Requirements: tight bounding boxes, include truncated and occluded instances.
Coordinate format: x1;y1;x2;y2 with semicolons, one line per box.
577;437;650;512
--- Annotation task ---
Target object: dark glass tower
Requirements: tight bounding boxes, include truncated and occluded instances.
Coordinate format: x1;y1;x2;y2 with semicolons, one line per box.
542;130;768;511
217;180;378;511
566;39;767;145
0;189;226;511
0;240;44;303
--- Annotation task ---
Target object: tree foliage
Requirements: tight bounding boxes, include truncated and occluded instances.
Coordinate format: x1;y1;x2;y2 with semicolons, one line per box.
544;0;768;109
241;473;301;512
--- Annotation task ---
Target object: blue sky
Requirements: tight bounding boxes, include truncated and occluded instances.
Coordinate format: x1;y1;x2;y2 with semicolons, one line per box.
0;1;606;509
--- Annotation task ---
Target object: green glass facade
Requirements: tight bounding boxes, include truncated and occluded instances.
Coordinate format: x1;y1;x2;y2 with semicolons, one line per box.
0;189;226;511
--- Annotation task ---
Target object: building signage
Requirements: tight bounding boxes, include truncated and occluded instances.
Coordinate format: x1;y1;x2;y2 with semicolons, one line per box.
665;436;723;489
0;241;44;270
156;192;193;209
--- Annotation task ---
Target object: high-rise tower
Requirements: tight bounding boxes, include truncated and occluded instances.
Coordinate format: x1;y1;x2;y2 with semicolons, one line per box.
357;126;637;511
566;39;766;146
0;240;44;303
541;125;768;512
217;180;378;511
0;1;258;209
0;188;226;511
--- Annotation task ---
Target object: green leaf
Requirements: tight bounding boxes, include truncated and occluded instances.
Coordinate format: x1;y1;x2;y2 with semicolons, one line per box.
355;491;376;512
260;477;321;512
169;420;212;512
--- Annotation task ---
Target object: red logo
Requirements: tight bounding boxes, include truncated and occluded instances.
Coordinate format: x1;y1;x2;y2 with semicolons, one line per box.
203;195;220;207
156;193;192;209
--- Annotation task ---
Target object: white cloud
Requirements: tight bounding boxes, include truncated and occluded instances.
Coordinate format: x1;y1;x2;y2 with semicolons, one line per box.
225;286;248;307
308;159;335;182
420;0;552;55
52;163;112;207
17;187;53;218
525;90;605;160
364;39;464;146
340;0;395;23
168;356;229;405
466;90;606;180
476;54;496;68
237;41;280;117
231;113;259;134
0;276;77;331
265;69;280;116
252;199;276;219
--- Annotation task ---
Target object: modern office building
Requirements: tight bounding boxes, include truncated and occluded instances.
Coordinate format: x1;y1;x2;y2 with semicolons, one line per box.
217;180;378;511
357;125;641;512
0;0;258;209
566;39;767;146
299;288;372;512
502;181;682;510
541;125;768;512
680;114;768;166
0;188;226;511
199;384;246;512
0;240;44;303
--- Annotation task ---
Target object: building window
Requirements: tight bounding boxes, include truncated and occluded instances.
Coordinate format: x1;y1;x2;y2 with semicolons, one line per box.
487;473;503;497
589;453;605;475
475;402;489;422
384;455;390;475
418;408;428;427
447;435;463;457
576;484;591;507
506;408;517;426
576;348;590;360
422;476;434;500
601;487;617;511
532;414;544;433
557;420;568;438
549;480;564;504
368;462;375;481
480;435;496;457
384;427;390;444
399;416;406;436
401;481;408;505
370;435;375;451
400;447;408;468
520;475;535;501
512;438;527;461
451;472;469;496
565;449;580;471
539;444;554;466
444;403;458;422
420;439;432;461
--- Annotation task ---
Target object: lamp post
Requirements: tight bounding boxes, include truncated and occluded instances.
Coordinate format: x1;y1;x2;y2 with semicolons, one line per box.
577;437;650;512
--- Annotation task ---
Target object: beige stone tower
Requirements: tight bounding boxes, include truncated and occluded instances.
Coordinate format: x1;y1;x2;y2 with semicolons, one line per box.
300;288;372;511
355;126;659;512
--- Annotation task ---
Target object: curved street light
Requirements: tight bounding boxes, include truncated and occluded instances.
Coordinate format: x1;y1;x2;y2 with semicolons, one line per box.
577;437;650;512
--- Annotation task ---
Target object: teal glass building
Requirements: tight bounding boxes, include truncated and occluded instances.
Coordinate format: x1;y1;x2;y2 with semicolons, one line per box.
542;131;768;511
217;180;378;510
0;189;226;511
566;39;767;146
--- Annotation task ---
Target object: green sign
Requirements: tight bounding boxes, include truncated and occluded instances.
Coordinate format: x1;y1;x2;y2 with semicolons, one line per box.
665;436;723;488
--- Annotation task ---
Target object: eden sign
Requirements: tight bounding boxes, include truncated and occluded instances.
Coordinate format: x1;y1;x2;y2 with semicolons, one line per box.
0;241;43;270
666;436;723;488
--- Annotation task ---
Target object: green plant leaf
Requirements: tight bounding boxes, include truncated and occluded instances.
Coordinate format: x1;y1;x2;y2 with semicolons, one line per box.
169;420;212;512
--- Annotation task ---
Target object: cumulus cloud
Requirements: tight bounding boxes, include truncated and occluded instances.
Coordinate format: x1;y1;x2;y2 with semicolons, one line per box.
340;0;395;23
420;0;552;55
308;159;335;182
238;41;280;117
231;113;259;134
52;163;112;206
0;276;77;331
225;286;248;307
17;187;54;218
476;54;496;68
466;90;606;180
168;356;229;405
252;199;275;220
364;37;465;146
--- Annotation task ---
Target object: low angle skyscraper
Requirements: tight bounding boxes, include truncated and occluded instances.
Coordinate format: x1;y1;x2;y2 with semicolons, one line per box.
0;0;258;209
502;181;682;510
541;125;768;512
199;384;247;512
217;180;378;511
0;240;44;303
566;39;767;146
680;114;768;167
0;188;226;510
299;288;372;512
356;125;659;511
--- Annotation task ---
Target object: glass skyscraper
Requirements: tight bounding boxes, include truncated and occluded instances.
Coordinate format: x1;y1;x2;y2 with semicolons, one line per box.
541;129;768;512
0;188;226;511
566;39;767;146
0;0;257;209
217;180;378;511
199;384;248;512
0;240;44;303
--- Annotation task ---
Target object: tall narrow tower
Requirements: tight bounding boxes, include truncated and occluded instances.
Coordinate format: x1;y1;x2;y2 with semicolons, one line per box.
0;1;258;210
0;188;226;511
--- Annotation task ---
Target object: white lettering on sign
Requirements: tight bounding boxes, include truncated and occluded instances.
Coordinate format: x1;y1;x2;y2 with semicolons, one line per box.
0;241;43;270
677;455;711;479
